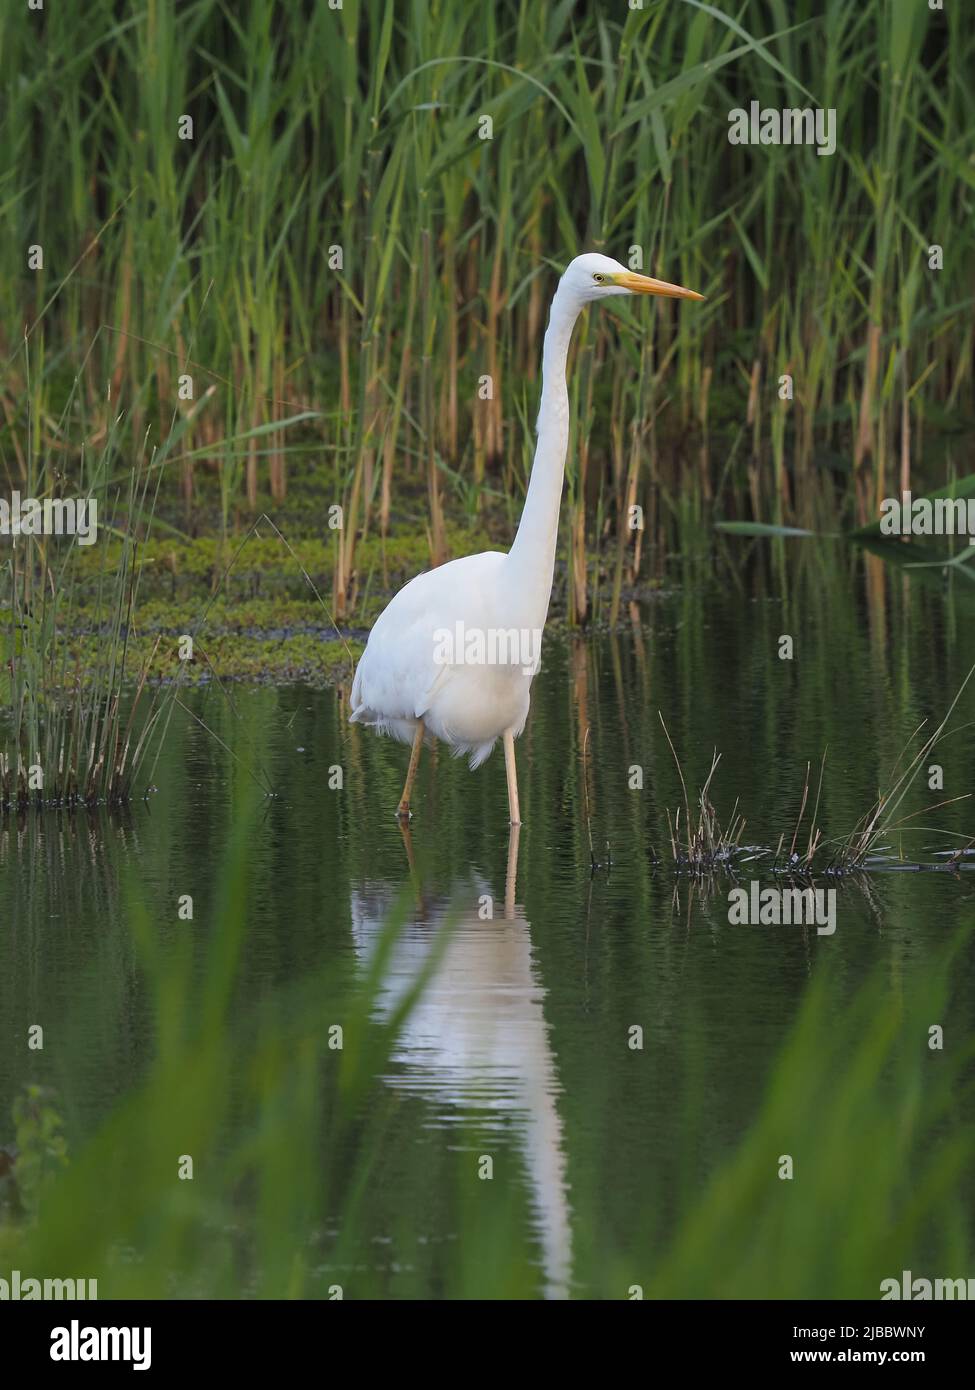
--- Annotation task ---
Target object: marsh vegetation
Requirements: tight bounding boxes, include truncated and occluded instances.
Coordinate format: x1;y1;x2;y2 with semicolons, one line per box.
1;0;973;1300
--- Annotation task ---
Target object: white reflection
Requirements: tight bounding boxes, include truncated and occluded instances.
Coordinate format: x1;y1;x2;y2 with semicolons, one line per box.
349;825;571;1298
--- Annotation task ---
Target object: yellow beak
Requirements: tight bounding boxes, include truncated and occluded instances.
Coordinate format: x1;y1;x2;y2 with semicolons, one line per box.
612;271;705;301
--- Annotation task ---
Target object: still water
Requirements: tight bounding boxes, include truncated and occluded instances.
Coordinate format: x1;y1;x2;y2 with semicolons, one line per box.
2;542;974;1297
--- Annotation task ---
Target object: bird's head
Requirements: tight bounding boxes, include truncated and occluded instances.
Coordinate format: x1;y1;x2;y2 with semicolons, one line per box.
559;252;704;306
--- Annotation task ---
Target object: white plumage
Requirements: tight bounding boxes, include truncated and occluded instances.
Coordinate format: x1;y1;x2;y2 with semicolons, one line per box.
350;253;703;819
351;551;528;767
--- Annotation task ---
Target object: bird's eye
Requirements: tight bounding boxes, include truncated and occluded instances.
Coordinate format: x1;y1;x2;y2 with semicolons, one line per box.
592;273;604;283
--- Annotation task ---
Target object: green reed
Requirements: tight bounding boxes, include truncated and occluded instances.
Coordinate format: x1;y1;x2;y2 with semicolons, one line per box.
1;0;971;624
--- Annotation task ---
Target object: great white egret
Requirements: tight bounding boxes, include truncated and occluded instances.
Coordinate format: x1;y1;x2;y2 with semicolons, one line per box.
350;252;703;821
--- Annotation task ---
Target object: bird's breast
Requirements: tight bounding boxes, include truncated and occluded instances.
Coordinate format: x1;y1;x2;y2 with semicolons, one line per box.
425;663;532;744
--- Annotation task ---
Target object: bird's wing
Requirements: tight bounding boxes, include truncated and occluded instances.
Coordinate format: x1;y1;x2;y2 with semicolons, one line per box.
350;551;507;726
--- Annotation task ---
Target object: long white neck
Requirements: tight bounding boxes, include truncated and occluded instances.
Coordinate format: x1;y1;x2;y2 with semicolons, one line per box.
504;281;582;622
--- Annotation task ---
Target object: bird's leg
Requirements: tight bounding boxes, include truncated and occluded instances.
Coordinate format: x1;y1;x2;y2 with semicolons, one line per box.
503;729;521;826
504;822;521;918
397;720;424;819
396;816;417;874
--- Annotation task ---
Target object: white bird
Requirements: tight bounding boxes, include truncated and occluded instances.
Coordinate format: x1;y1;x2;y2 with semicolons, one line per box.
349;252;703;822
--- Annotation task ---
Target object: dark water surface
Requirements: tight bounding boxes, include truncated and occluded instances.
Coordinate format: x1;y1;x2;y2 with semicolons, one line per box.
3;542;975;1297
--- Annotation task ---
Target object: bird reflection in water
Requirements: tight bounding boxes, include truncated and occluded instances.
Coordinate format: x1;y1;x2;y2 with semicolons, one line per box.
349;824;572;1298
